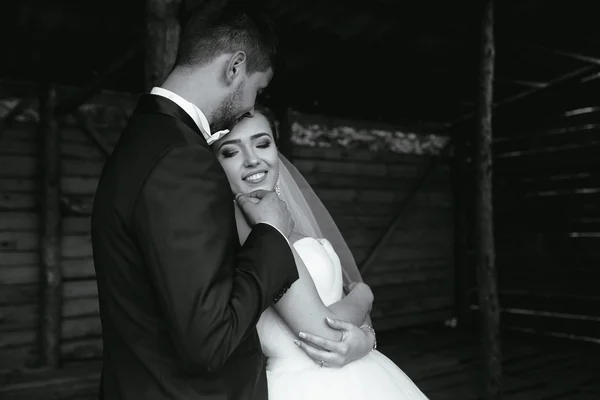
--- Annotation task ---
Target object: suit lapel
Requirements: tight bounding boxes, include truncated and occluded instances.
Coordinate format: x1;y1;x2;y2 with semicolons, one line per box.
134;94;204;139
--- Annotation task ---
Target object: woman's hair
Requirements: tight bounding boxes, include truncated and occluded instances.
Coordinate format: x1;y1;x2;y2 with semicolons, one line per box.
253;104;279;142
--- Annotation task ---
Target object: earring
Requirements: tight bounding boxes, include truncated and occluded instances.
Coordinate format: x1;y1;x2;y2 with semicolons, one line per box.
275;177;281;197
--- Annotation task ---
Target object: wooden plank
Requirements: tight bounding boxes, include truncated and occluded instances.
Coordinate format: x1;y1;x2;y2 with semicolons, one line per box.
0;178;36;193
1;280;97;305
0;193;36;211
61;338;102;360
0;232;38;251
495;127;600;158
0;252;38;267
302;169;450;191
5;174;108;196
292;145;436;164
0;259;96;285
343;227;453;249
0;213;92;235
473;291;600;317
0;235;94;267
0;212;38;231
371;279;453;302
371;308;453;332
0;303;38;330
0;155;105;178
62;316;102;340
0;345;38;372
351;243;453;264
63;281;98;299
0;297;99;334
0;156;36;178
370;295;454;320
495;170;598;188
364;264;453;287
470;309;600;340
0;329;36;349
0;284;37;305
294;158;389;177
495;144;600;172
1;124;121;145
62;298;100;318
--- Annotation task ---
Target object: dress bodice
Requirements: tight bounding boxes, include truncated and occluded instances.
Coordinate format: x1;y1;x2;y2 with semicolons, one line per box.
256;237;344;370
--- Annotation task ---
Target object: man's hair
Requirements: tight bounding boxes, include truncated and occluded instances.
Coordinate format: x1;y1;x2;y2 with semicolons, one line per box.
175;1;278;75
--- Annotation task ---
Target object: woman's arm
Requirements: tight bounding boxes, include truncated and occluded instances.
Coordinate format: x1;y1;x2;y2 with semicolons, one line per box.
273;246;373;341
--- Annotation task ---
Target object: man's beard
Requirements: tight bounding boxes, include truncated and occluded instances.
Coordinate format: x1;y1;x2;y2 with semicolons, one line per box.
210;82;245;133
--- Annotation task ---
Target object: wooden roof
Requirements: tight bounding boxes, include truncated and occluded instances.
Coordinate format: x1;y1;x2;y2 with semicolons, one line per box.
2;0;600;129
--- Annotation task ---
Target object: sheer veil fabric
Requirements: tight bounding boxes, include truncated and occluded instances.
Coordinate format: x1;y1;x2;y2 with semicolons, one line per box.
234;153;363;287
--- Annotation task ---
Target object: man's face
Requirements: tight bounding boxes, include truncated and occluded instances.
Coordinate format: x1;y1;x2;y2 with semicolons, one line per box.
210;67;273;133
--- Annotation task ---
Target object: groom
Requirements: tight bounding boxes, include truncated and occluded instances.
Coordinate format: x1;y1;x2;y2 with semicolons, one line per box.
92;2;374;400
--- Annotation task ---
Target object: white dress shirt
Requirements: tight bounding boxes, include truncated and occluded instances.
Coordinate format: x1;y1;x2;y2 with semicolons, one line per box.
150;87;229;145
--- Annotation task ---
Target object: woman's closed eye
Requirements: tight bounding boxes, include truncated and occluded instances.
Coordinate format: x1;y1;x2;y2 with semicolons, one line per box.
221;148;238;158
256;140;272;149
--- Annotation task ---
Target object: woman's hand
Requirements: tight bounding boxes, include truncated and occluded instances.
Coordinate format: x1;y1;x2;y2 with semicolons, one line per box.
294;317;376;368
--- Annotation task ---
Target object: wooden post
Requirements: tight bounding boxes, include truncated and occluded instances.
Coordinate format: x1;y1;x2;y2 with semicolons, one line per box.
451;133;473;331
38;85;63;368
475;0;502;399
145;0;182;91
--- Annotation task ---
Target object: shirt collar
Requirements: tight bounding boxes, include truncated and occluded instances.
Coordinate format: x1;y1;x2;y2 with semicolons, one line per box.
150;87;230;145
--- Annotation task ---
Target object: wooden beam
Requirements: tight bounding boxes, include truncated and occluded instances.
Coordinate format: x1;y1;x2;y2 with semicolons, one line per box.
0;98;34;139
495;79;548;89
144;0;182;91
55;42;142;116
358;144;452;276
75;111;113;158
534;44;600;66
447;65;598;129
38;85;63;368
474;1;502;399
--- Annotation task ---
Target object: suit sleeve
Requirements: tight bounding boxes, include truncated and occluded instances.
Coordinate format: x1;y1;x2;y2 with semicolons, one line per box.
133;144;298;372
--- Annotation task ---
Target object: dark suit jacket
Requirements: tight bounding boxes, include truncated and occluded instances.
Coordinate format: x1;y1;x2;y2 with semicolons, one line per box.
91;95;299;400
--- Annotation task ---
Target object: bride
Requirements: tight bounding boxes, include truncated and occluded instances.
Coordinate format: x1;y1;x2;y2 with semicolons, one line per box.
212;110;429;400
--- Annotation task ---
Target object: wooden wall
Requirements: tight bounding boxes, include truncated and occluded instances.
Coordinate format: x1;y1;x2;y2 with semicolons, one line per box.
0;113;454;372
471;74;600;343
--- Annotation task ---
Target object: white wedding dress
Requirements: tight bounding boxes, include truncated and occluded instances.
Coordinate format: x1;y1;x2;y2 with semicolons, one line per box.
256;237;429;399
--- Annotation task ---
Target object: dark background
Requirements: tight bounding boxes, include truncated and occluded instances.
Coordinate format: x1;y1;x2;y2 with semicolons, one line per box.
2;0;599;127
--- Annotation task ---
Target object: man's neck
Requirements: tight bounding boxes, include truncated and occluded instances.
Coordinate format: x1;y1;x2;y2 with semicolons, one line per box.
161;69;220;123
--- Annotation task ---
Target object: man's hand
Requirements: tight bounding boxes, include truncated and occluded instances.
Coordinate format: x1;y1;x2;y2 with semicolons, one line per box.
236;189;295;237
294;318;375;368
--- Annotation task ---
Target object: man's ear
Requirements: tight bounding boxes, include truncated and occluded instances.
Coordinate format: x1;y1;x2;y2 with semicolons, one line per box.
225;51;247;85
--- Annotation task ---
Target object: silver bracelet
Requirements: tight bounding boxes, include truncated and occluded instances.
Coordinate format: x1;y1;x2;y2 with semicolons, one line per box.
360;324;377;351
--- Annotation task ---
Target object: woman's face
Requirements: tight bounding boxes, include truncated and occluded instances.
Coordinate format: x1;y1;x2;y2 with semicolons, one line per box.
213;113;279;195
